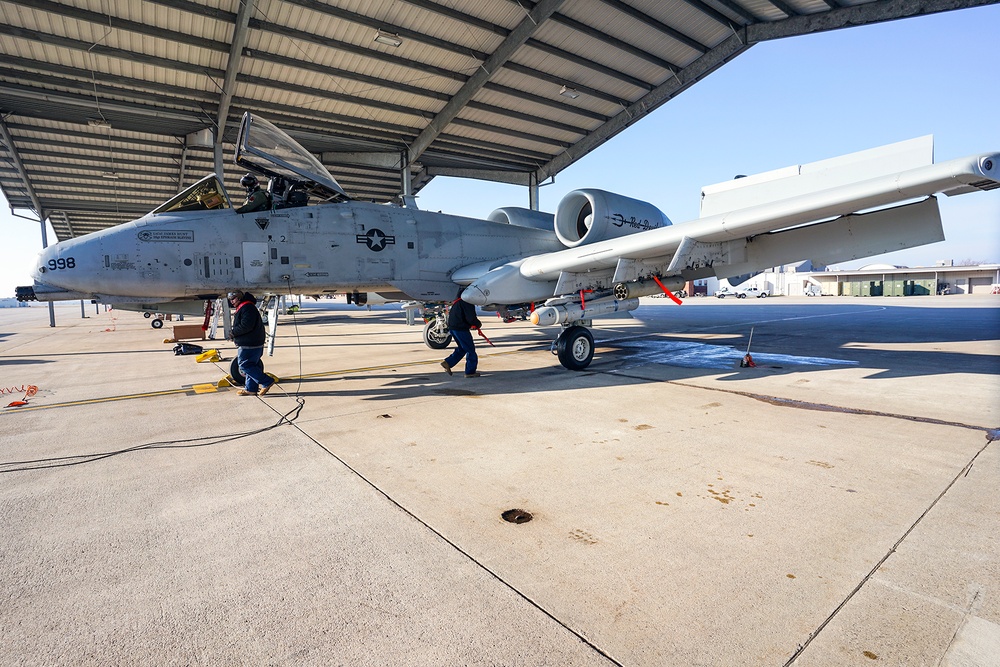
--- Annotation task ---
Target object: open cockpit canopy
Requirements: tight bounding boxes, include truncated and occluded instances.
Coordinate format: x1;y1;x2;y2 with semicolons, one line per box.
235;113;350;203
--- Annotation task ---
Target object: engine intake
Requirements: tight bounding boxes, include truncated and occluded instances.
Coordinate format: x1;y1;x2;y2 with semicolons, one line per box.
487;207;554;231
554;189;671;248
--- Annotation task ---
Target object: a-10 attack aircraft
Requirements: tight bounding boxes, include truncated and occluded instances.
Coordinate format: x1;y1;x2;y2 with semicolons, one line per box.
17;113;1000;370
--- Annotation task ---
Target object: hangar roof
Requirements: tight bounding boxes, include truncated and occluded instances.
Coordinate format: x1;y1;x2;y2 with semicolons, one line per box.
0;0;993;241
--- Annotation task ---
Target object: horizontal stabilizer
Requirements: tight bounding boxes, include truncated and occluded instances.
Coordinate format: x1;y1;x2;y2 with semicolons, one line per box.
701;136;934;217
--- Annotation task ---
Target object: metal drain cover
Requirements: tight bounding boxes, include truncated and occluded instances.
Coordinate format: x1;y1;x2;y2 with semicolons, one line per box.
501;509;533;524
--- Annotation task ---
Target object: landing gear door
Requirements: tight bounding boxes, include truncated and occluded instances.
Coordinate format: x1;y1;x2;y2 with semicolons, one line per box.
242;242;270;284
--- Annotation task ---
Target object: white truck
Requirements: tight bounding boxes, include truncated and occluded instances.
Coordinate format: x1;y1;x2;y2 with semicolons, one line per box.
716;286;770;299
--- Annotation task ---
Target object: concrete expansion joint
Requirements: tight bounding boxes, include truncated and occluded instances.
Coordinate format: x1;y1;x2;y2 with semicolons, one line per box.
780;438;994;667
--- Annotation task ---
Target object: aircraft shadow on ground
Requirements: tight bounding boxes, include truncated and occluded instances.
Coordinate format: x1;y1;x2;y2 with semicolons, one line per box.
279;303;1000;400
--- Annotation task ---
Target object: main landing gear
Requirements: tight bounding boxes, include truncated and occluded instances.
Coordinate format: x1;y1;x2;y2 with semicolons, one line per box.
554;325;594;371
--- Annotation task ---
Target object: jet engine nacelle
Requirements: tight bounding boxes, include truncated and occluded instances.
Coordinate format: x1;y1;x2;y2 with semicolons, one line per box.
487;207;555;231
554;189;671;248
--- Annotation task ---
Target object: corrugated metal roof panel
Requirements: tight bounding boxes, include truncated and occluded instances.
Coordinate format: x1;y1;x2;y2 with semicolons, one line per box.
531;20;673;86
0;0;976;238
510;43;650;102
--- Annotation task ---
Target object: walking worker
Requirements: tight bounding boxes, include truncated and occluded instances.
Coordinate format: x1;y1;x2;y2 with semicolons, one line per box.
441;289;482;378
228;291;276;396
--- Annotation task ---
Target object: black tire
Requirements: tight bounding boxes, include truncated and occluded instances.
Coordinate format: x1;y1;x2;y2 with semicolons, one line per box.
556;326;594;371
737;293;747;299
151;318;164;329
759;292;768;298
717;294;725;299
230;357;245;387
423;319;452;349
143;312;152;318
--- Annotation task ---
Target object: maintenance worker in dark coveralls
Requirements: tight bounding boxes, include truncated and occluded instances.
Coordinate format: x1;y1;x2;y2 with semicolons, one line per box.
228;290;276;396
441;290;482;378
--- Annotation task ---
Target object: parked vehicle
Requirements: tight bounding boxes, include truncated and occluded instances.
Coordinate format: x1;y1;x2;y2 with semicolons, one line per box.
716;286;770;299
740;286;770;298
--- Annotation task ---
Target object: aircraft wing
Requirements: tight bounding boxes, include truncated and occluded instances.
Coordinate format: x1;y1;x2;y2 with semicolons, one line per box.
465;138;998;305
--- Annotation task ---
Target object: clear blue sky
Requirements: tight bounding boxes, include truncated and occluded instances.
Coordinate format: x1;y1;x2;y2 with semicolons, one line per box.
2;5;998;297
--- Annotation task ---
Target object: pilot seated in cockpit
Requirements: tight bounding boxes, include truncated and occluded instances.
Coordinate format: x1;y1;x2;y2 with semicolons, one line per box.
235;173;271;214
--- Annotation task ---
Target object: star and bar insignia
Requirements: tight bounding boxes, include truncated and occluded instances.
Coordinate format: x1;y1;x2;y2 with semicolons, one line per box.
356;228;395;252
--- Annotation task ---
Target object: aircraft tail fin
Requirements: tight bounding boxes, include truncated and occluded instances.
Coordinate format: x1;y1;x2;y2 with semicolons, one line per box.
700;136;934;218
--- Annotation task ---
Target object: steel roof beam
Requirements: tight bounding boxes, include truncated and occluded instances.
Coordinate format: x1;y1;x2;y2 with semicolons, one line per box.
249;49;608;125
18;0;660;131
408;0;566;162
0;117;46;218
536;32;749;182
403;0;691;70
37;200;151;214
18;0;232;53
537;0;995;183
764;0;803;18
501;62;628;105
535;16;681;73
0;24;227;81
423;166;532;187
482;82;609;122
237;106;551;165
747;0;1000;41
2;120;184;150
712;0;761;23
523;38;655;91
594;0;710;52
9;137;175;160
244;22;467;83
279;0;484;60
215;0;255;163
322;152;406;170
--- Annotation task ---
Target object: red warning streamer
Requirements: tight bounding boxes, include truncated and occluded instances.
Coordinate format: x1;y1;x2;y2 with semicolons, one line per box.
475;328;495;347
652;276;683;305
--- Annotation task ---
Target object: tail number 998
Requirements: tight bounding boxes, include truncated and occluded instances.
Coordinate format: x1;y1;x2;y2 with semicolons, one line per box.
48;257;76;270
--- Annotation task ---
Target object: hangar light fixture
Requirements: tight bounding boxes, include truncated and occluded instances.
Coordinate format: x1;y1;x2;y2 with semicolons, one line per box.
373;30;402;48
101;171;120;180
87;118;112;128
559;85;580;100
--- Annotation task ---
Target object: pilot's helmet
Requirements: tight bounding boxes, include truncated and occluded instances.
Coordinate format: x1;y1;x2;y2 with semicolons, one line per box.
227;290;244;302
240;173;258;189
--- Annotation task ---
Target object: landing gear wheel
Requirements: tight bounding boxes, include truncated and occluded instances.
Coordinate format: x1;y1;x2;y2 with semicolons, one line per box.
229;357;245;387
556;325;594;371
143;312;152;318
151;318;164;329
423;319;452;349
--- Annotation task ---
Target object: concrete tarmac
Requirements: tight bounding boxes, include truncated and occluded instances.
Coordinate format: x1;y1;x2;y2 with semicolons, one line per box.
1;296;998;666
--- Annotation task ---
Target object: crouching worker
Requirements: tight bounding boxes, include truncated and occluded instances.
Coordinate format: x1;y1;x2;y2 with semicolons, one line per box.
228;290;276;396
441;289;482;378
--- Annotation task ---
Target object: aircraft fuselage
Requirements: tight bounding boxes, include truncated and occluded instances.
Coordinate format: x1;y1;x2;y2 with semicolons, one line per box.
32;201;565;304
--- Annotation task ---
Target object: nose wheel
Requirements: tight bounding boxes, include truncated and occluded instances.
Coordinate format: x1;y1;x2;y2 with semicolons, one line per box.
423;317;452;349
555;325;594;371
229;357;245;387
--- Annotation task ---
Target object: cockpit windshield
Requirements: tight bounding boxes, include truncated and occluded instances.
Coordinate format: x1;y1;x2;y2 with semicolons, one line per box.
151;174;232;214
235;113;350;203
